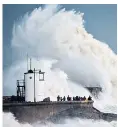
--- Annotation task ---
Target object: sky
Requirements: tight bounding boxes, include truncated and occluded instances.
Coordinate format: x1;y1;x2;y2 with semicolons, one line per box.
3;4;117;69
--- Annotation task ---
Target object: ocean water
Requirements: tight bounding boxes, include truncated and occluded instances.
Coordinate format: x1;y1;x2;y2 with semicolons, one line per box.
3;5;117;127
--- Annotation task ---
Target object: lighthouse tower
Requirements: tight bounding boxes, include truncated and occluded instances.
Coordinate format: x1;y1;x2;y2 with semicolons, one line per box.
24;59;45;102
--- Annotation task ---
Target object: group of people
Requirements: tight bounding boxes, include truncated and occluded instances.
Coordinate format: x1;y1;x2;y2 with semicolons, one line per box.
57;95;92;102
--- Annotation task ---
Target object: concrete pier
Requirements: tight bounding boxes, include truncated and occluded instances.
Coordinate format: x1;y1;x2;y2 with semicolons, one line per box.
3;101;117;123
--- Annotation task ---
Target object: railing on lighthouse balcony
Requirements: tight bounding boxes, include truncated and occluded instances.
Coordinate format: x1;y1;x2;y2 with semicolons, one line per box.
17;79;25;102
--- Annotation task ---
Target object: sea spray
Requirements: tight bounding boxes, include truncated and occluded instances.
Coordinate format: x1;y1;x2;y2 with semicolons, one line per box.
3;112;116;127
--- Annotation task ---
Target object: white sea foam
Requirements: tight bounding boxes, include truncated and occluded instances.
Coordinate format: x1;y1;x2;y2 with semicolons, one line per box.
3;112;116;127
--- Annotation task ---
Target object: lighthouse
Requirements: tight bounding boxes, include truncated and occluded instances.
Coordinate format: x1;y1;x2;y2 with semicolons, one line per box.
24;59;45;102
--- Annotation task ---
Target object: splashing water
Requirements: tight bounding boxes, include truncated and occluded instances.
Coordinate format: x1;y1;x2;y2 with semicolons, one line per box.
3;112;116;127
3;5;117;127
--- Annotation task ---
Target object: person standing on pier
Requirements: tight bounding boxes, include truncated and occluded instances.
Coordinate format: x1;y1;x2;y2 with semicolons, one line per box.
63;96;66;101
57;95;60;101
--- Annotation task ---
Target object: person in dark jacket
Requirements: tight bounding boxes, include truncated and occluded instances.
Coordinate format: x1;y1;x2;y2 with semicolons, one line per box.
83;96;86;101
67;95;70;101
73;97;75;101
88;96;92;101
60;97;63;101
57;95;60;101
63;96;66;101
75;96;78;101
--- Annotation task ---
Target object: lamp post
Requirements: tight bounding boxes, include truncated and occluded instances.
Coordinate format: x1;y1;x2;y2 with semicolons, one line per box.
34;68;36;102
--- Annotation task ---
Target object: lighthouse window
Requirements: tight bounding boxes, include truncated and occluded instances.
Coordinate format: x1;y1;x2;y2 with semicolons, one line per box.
39;73;44;81
29;77;32;79
39;70;45;81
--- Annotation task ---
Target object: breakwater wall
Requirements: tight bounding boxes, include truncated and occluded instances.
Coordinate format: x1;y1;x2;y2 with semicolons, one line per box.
3;101;93;123
3;101;117;123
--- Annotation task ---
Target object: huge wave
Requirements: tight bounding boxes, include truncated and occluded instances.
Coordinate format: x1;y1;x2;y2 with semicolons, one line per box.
3;5;117;127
